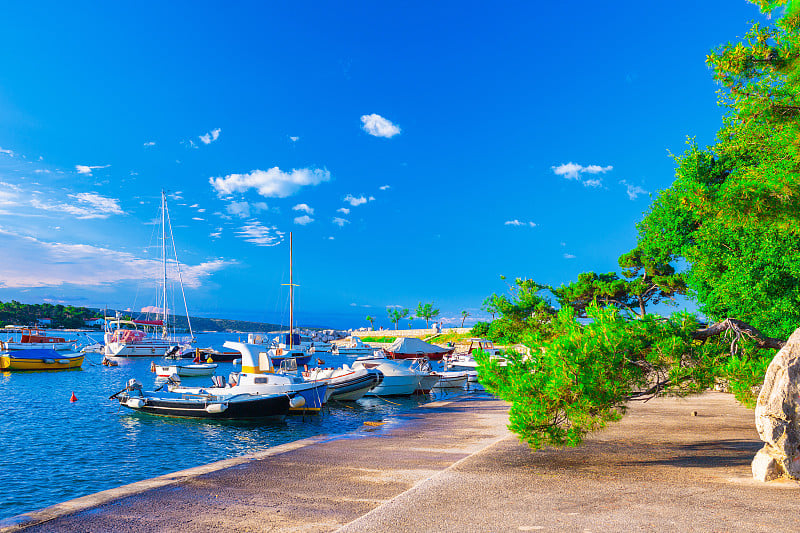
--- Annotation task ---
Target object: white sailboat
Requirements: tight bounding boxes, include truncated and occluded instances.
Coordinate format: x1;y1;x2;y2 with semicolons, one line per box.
104;191;195;357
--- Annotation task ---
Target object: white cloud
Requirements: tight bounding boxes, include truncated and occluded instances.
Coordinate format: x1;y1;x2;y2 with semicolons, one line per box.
0;228;229;288
583;178;603;188
236;220;284;247
343;194;371;207
192;217;204;221
336;207;350;215
140;305;167;314
199;128;221;145
0;147;15;157
552;162;612;182
379;185;391;191
289;136;299;142
332;217;349;227
226;201;257;219
504;219;537;227
620;180;649;200
293;215;314;225
360;114;401;138
75;164;111;176
210;167;331;198
34;169;51;174
564;253;576;259
292;203;314;215
143;141;156;147
31;192;124;219
210;228;222;239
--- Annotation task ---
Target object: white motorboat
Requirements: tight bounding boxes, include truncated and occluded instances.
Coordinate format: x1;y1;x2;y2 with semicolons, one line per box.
190;340;328;413
334;336;376;357
302;364;382;401
154;362;218;378
352;355;423;396
112;378;295;420
432;370;469;389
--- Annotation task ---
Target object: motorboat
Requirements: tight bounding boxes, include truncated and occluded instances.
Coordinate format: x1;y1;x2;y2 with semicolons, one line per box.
351;355;424;396
153;362;218;378
383;337;454;361
2;327;77;351
334;336;376;357
432;370;469;390
302;364;382;401
112;378;295;420
444;338;505;377
0;346;84;371
178;340;328;413
408;358;441;394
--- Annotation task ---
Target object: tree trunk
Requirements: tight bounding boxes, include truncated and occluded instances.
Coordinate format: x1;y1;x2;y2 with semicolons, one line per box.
693;318;786;354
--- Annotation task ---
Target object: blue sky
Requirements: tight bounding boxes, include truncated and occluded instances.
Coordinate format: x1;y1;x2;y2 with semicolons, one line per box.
0;1;763;329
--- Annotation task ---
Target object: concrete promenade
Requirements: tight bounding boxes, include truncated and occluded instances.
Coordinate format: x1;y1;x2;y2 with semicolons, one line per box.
4;391;800;532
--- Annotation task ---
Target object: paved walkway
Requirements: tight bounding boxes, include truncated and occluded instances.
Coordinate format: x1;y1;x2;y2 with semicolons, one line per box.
4;391;800;532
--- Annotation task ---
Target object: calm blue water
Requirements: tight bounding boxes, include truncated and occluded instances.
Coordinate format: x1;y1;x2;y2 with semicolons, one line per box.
0;332;472;521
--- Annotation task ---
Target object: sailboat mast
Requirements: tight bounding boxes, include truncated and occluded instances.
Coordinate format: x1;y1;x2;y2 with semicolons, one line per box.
289;231;293;349
161;190;168;338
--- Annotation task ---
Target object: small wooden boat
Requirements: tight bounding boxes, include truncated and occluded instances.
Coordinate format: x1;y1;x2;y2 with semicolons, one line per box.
0;346;84;371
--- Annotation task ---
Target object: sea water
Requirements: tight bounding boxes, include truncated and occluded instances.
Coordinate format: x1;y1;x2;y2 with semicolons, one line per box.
0;331;472;520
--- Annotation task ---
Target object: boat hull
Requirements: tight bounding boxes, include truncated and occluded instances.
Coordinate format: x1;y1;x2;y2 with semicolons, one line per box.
118;392;290;420
105;341;171;357
365;374;420;396
0;350;84;371
3;341;75;351
155;363;218;378
433;372;469;389
415;374;441;394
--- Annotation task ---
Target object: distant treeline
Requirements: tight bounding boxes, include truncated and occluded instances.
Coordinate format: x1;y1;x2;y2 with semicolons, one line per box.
0;300;102;329
0;300;290;332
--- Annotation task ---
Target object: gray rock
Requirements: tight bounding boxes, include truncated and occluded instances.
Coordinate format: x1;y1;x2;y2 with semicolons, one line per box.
753;326;800;480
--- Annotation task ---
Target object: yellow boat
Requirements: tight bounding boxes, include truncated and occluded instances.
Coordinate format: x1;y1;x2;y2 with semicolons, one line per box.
0;346;84;371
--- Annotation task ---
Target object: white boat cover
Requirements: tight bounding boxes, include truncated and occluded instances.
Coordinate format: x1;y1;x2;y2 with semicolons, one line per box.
386;337;450;355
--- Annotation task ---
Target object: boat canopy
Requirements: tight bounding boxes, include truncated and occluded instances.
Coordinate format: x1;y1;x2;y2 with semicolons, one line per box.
386;337;451;355
133;319;164;326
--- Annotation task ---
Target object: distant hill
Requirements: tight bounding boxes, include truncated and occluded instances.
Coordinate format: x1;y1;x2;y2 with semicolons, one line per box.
0;300;323;332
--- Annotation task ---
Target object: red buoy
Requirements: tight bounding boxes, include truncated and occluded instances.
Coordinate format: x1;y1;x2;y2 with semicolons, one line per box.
70;391;77;402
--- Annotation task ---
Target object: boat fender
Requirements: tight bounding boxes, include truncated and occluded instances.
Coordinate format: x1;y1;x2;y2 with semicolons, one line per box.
57;359;70;364
289;395;306;409
43;359;55;364
125;398;145;409
205;403;227;414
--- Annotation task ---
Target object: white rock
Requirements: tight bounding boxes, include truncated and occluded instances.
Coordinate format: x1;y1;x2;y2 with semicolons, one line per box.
753;325;800;480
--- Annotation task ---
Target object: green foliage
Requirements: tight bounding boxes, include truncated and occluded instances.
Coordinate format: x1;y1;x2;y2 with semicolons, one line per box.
415;302;440;327
481;293;502;319
470;321;491;337
476;305;724;449
483;278;556;344
0;300;102;329
720;345;774;408
365;315;375;329
386;307;409;330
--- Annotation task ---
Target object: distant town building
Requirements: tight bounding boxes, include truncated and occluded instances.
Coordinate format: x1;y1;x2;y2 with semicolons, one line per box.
84;318;105;327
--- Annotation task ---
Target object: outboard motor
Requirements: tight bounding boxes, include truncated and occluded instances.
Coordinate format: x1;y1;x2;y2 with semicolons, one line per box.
165;345;181;357
125;378;142;392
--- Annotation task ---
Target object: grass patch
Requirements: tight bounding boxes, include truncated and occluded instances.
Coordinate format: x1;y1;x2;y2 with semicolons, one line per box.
359;336;399;343
422;331;473;344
